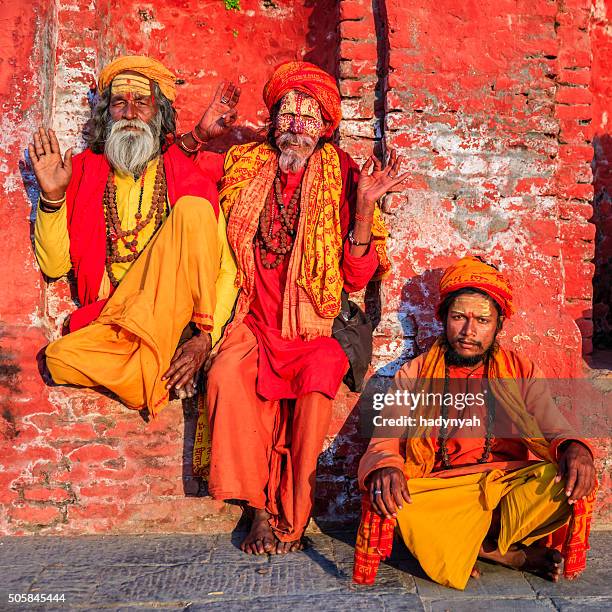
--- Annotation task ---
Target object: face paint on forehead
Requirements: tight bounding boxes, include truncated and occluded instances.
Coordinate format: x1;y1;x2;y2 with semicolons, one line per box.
111;73;152;99
278;91;322;120
451;294;493;318
276;91;323;138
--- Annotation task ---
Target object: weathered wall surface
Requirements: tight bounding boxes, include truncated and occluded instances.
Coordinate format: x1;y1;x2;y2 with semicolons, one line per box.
0;0;609;536
592;0;612;348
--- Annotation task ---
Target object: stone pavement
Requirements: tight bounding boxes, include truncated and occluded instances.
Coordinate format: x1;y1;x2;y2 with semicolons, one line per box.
0;530;610;611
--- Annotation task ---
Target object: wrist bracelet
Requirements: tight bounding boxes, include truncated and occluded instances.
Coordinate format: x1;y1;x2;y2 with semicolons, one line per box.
348;229;371;247
191;124;208;145
40;193;66;205
178;133;199;154
355;212;374;223
39;200;64;213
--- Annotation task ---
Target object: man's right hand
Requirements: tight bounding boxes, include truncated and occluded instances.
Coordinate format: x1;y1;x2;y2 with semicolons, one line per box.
28;127;73;206
368;467;412;518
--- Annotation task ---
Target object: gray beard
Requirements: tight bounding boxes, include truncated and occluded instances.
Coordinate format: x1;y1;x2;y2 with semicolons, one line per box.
277;132;317;173
104;116;161;177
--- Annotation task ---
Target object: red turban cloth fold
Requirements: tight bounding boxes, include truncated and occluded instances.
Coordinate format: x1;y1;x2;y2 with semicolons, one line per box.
437;255;514;318
263;61;342;137
98;55;177;102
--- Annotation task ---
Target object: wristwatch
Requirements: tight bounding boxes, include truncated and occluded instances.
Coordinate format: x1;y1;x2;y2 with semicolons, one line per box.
348;229;371;247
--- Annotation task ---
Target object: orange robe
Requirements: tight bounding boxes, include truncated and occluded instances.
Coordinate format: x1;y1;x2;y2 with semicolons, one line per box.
207;163;378;542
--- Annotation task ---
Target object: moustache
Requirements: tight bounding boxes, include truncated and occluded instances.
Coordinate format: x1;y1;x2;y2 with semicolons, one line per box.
277;132;315;148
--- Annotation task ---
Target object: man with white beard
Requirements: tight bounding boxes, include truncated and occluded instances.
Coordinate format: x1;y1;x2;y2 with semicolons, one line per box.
32;56;239;409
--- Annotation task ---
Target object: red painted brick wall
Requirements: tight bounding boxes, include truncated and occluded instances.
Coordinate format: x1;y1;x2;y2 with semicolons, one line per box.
1;0;609;535
592;0;612;348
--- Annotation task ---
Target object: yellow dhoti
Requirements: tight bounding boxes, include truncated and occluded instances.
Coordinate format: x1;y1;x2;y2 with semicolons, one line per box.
45;196;220;417
396;462;571;590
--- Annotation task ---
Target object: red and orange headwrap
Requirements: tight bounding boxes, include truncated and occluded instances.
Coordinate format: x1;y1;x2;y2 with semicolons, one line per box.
436;255;514;319
98;55;177;102
263;61;342;137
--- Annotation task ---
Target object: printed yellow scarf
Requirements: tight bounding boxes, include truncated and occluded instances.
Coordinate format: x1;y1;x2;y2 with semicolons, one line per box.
219;142;388;339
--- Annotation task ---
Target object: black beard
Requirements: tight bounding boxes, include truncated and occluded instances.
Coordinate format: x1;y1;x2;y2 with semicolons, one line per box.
445;348;488;367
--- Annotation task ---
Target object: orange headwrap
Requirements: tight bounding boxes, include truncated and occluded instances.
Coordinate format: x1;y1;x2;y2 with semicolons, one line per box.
98;55;177;102
263;61;342;137
437;255;514;318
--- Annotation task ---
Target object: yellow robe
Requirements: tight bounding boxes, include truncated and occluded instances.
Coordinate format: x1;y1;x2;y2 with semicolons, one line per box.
34;157;237;345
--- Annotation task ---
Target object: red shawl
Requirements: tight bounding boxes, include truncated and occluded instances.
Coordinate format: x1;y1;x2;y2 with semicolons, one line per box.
64;143;218;331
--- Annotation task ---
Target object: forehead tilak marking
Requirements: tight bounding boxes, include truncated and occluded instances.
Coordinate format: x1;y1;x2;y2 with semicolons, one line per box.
451;295;493;317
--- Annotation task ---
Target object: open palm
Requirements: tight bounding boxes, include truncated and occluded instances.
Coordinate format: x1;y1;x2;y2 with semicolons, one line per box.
357;149;409;205
28;127;73;204
196;81;241;141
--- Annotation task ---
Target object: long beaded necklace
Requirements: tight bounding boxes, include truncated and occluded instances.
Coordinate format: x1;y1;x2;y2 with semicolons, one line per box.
257;170;301;269
436;365;496;468
103;160;167;287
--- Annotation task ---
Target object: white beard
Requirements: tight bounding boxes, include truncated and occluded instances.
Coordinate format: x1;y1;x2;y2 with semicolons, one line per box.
277;132;317;173
104;116;161;176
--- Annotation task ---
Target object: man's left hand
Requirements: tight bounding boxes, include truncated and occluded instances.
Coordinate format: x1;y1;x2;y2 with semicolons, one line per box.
162;334;212;399
356;149;409;214
555;441;596;504
195;81;241;142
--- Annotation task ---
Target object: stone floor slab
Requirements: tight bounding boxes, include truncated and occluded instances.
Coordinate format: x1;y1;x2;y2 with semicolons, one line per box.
551;597;612;611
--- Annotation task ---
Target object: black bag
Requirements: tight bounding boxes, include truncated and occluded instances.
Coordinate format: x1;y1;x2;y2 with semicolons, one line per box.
332;290;373;392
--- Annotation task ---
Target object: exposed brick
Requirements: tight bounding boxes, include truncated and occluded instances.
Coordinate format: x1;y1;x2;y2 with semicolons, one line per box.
10;505;62;525
68;444;121;464
23;486;72;503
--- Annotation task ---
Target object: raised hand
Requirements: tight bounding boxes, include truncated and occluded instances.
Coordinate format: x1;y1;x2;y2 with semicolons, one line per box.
357;149;409;211
28;128;73;205
195;81;241;142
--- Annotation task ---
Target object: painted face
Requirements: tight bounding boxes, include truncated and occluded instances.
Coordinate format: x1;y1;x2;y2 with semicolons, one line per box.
445;293;500;361
276;90;324;138
109;72;157;125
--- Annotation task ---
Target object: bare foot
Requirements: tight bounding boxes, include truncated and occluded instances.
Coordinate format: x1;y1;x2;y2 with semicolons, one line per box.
275;539;304;554
240;508;276;555
480;542;563;582
470;565;482;579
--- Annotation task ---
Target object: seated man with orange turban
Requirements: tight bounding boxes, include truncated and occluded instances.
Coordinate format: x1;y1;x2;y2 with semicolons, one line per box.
32;55;239;410
197;61;408;555
354;256;597;589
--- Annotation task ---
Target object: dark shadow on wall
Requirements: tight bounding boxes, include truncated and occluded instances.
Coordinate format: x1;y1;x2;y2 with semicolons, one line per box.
592;134;612;350
303;0;340;78
313;270;443;529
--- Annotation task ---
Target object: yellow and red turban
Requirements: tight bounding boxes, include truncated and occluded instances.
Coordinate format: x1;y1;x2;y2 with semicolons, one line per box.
263;61;342;137
437;255;514;318
98;55;177;102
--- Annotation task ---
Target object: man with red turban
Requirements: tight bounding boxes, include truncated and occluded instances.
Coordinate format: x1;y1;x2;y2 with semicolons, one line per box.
189;61;408;555
354;255;597;589
32;55;240;409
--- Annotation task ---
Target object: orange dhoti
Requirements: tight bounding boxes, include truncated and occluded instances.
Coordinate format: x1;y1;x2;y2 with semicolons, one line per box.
207;323;333;542
45;197;219;416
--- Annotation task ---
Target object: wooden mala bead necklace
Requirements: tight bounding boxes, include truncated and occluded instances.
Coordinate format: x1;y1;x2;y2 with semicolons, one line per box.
257;170;301;269
103;160;167;287
436;367;496;468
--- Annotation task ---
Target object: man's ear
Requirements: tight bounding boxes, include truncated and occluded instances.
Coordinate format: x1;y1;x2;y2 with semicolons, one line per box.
496;315;505;333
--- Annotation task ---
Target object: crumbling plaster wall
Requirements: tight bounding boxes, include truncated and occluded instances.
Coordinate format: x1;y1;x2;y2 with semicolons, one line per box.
0;0;609;535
